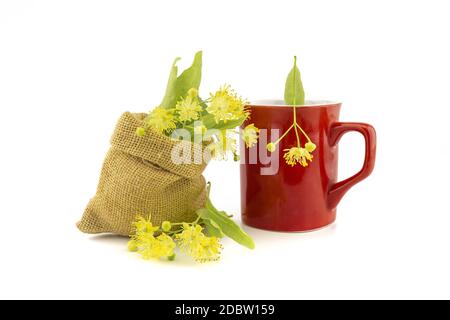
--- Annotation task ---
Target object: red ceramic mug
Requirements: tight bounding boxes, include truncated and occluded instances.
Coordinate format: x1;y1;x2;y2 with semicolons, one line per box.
240;100;376;232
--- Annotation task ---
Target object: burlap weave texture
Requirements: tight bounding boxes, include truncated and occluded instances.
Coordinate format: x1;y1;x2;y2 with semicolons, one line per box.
77;112;207;236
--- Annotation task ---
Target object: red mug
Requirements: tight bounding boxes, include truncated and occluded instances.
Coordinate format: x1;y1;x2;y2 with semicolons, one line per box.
240;100;376;232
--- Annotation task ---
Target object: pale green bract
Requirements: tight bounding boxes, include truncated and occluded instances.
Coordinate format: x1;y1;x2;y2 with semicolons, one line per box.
174;51;202;101
197;183;255;250
199;210;225;238
284;56;305;105
160;51;202;109
198;207;255;250
160;57;181;109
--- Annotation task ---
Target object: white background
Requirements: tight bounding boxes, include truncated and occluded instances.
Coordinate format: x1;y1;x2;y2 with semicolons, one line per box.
1;0;449;300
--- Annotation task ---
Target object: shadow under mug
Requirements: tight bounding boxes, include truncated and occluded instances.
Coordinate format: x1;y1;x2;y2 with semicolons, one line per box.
240;100;376;232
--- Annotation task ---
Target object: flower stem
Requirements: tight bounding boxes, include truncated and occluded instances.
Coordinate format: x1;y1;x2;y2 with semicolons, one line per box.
170;215;201;227
272;123;295;146
291;58;302;148
292;106;302;147
168;230;183;235
296;123;312;142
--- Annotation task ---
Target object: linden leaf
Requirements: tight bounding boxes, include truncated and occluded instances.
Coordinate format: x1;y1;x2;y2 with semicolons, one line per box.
284;56;305;105
182;115;247;145
202;114;247;131
160;57;181;109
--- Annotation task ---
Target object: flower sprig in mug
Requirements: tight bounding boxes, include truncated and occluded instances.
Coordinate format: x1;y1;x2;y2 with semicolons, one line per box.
266;56;317;167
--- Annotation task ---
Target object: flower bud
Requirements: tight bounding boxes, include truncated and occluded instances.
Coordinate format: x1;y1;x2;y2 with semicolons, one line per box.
305;142;316;152
266;143;276;152
127;240;138;252
188;88;198;98
161;221;172;232
136;127;146;137
168;254;176;261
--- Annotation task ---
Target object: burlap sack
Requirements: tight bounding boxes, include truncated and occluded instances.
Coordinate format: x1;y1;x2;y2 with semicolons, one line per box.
77;112;207;236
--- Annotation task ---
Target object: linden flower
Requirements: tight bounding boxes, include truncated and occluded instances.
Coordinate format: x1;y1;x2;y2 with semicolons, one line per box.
206;133;237;160
175;90;202;122
151;233;176;259
133;216;159;235
283;147;313;167
206;86;249;123
242;124;260;148
194;124;207;136
128;216;176;260
137;233;176;260
146;106;176;133
222;133;237;155
206;141;224;160
175;223;222;262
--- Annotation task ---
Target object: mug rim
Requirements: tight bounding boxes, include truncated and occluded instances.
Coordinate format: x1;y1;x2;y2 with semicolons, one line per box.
248;99;342;108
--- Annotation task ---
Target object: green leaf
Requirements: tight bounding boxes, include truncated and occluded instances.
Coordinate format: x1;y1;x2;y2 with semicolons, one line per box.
201;114;246;130
160;57;181;109
182;115;246;139
200;214;225;238
174;51;203;101
197;207;255;250
284;56;305;105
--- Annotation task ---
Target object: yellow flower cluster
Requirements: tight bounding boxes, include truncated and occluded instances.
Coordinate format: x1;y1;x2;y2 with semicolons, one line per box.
134;233;176;260
203;123;259;161
134;215;159;234
283;142;316;167
128;216;222;263
139;86;249;136
175;88;202;122
128;216;176;260
206;86;249;123
175;223;222;262
143;107;176;134
138;86;254;163
242;124;259;148
206;130;237;160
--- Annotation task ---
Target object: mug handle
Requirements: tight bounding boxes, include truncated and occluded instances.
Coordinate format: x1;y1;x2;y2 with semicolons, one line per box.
327;122;377;209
